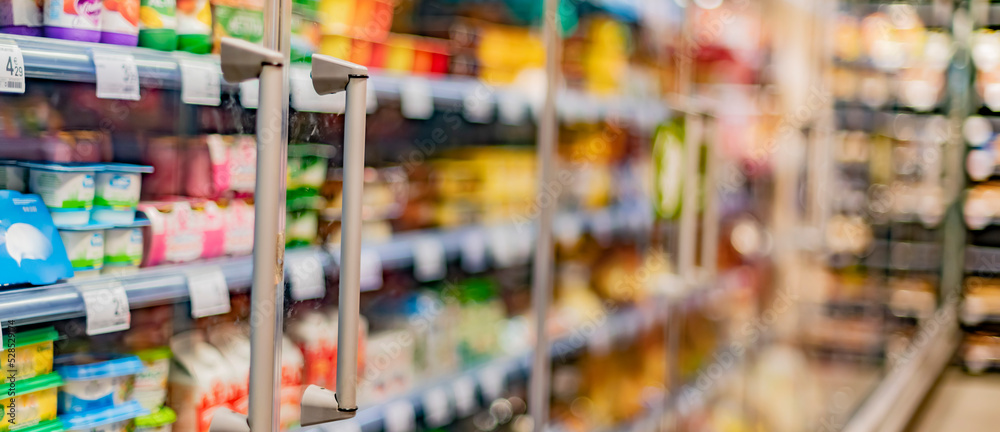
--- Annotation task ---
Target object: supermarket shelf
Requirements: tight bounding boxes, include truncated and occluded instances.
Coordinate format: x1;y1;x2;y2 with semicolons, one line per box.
297;285;726;432
5;34;670;126
841;304;960;432
0;204;652;327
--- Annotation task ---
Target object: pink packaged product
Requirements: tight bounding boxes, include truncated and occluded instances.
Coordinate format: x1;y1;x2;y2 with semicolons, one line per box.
222;198;254;256
190;199;225;259
0;0;43;35
184;135;256;199
138;200;204;267
142;136;183;198
0;131;109;162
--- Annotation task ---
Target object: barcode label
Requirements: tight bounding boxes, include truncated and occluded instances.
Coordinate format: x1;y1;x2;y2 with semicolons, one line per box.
0;43;26;94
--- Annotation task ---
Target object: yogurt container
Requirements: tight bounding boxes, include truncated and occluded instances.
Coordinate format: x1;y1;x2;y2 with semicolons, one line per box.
137;0;175;50
58;223;111;280
21;162;100;227
3;327;59;381
0;160;27;192
174;0;209;53
100;0;139;44
54;354;145;414
93;164;153;225
0;373;63;430
101;218;149;276
59;400;146;432
134;407;175;432
132;348;170;411
43;0;102;42
0;0;43;35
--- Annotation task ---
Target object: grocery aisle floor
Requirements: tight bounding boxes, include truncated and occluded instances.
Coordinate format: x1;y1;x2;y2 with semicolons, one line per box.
908;368;1000;432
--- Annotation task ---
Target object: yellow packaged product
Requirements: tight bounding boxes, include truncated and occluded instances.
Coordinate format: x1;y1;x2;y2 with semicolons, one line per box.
4;327;58;381
0;373;62;430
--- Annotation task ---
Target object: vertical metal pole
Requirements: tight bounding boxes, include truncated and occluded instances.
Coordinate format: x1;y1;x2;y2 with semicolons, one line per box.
247;0;290;428
336;77;368;411
700;117;719;280
530;0;559;430
678;113;703;284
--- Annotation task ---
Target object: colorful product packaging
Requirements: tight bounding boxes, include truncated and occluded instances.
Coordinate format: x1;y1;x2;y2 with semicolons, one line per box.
0;0;43;36
59;400;146;432
138;0;175;50
134;406;176;432
100;0;139;44
54;353;145;414
2;327;58;381
21;162;100;227
210;0;263;53
43;0;102;42
102;218;149;276
132;348;171;411
0;373;63;430
0;191;75;286
174;0;209;53
92;163;153;225
169;331;238;432
57;223;111;280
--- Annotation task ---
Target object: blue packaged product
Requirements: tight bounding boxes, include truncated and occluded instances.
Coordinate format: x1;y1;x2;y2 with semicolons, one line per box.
59;400;147;432
0;190;75;285
55;354;145;414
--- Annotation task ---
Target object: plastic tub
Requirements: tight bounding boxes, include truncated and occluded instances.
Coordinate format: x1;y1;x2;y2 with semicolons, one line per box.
58;223;111;280
0;373;63;430
132;348;170;411
59;400;146;432
134;406;175;432
4;327;58;381
20;162;101;227
102;218;150;276
92;164;153;225
55;354;144;414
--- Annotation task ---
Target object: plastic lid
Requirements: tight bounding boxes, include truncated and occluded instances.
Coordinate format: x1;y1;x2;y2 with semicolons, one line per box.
135;347;172;362
12;419;64;432
6;327;59;348
55;354;145;380
99;163;154;174
60;400;147;431
57;222;116;231
134;406;176;428
17;162;104;172
6;373;63;396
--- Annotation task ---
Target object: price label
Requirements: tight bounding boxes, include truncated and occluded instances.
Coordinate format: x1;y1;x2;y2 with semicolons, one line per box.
291;72;346;113
554;213;583;248
322;419;361;432
413;237;446;282
179;58;221;106
477;366;506;402
239;79;259;109
421;387;452;427
497;91;527;125
451;375;477;417
400;77;434;120
384;400;415;432
462;83;494;123
460;230;487;273
93;52;139;100
360;249;383;291
288;254;326;301
186;266;231;318
78;280;131;335
0;43;25;94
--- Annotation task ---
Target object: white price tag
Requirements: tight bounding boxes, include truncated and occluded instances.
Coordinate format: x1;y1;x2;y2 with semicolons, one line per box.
421;387;452;427
292;72;346;113
554;213;583;248
497;91;527;125
384;400;415;432
288;255;326;301
451;375;477;417
400;77;434;120
488;226;516;268
460;230;487;273
360;249;383;291
462;84;494;123
413;237;446;282
179;58;221;106
477;366;506;402
0;43;25;94
78;280;131;335
93;52;139;100
239;79;259;109
186;266;231;318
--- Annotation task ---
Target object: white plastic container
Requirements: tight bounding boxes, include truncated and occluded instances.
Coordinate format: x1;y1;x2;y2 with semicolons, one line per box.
58;223;111;280
0;160;27;192
93;163;153;225
21;162;101;226
102;218;150;276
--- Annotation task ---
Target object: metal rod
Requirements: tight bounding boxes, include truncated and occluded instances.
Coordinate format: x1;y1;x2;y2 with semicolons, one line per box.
678;113;703;284
247;61;288;432
335;77;368;411
699;117;719;279
529;0;559;429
